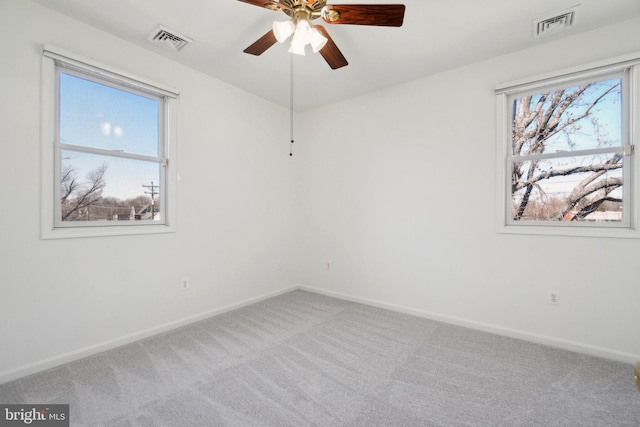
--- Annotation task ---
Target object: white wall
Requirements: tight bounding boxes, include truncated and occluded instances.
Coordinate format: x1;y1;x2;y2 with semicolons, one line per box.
0;0;299;382
296;18;640;363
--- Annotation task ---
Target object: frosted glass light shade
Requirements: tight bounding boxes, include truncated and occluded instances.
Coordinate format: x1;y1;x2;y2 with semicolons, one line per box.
288;40;306;56
289;20;311;56
273;20;295;43
309;28;328;53
294;20;312;44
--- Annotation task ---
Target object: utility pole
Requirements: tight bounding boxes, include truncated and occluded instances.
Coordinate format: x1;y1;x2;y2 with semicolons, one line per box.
142;181;159;220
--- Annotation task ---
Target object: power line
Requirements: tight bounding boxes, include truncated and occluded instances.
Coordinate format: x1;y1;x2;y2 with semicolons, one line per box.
142;181;159;219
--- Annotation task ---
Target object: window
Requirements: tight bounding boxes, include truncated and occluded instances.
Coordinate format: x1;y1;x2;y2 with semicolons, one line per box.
41;46;178;238
495;53;640;238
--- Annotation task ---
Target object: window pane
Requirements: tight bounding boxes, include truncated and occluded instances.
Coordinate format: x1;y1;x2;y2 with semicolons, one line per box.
511;153;623;222
59;72;159;157
60;150;161;222
512;78;622;156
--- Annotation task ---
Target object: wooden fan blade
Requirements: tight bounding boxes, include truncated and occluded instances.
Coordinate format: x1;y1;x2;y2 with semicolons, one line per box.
243;30;278;56
236;0;285;12
322;4;405;27
314;26;348;70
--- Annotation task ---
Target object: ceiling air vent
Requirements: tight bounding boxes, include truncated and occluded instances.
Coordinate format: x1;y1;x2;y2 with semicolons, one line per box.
533;9;576;38
148;25;193;52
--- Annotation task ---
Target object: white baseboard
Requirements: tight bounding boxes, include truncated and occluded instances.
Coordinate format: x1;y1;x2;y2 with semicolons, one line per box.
0;286;299;385
300;285;640;365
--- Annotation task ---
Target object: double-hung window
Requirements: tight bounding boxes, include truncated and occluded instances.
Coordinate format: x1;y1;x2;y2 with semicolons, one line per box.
41;46;178;238
495;53;640;238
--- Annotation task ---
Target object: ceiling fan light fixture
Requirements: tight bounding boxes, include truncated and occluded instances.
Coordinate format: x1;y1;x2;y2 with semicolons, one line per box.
283;19;327;55
273;20;295;43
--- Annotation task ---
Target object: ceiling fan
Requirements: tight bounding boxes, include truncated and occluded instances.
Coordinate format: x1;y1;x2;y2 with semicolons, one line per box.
237;0;406;69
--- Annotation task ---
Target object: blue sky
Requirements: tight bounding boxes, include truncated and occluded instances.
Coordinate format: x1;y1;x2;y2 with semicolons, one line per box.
515;77;622;154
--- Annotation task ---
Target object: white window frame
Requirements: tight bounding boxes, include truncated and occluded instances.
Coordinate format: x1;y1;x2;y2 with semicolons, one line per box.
495;52;640;238
41;45;178;239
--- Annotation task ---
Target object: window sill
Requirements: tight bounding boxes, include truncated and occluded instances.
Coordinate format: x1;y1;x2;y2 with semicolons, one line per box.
41;223;175;240
497;223;640;239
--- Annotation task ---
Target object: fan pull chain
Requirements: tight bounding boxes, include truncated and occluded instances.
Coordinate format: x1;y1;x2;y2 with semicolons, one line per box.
289;53;294;157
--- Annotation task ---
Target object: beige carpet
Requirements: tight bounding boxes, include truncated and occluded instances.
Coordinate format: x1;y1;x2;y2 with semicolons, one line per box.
1;290;638;426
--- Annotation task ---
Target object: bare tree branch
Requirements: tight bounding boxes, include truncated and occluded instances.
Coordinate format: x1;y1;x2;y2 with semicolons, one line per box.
60;165;78;205
514;158;622;192
61;163;107;221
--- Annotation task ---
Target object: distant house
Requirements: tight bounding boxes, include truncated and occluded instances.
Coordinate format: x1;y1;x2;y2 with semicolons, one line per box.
563;210;623;222
113;206;136;221
111;205;158;221
136;205;158;220
585;211;622;222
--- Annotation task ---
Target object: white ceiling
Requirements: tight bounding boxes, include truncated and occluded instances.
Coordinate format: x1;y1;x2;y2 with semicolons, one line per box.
31;0;640;111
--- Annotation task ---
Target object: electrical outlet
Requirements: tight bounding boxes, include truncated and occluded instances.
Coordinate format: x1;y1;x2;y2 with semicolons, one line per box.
180;277;190;291
548;290;560;305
